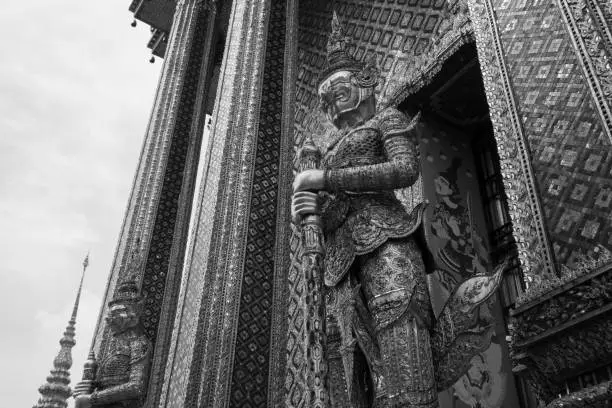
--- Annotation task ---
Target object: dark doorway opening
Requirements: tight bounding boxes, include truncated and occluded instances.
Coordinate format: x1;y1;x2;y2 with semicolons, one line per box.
398;41;534;408
398;42;524;310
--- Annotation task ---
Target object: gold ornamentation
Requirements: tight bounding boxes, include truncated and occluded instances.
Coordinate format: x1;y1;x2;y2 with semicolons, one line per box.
515;245;612;307
466;0;557;280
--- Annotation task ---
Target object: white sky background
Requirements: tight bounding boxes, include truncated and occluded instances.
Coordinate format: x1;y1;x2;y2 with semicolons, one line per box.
0;2;163;406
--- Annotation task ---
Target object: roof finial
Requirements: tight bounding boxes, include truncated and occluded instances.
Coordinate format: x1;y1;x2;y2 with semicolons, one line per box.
318;11;366;85
32;254;90;408
110;241;143;307
327;11;351;55
69;253;89;324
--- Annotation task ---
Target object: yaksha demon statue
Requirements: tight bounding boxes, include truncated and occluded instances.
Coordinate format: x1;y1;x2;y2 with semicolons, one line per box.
292;13;505;408
73;249;151;408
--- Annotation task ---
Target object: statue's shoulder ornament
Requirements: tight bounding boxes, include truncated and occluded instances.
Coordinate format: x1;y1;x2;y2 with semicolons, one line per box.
128;333;151;364
323;122;379;166
375;107;420;139
323;109;419;168
326;121;378;152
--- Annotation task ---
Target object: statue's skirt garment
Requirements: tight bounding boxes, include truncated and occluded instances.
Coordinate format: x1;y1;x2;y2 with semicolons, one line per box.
357;237;438;407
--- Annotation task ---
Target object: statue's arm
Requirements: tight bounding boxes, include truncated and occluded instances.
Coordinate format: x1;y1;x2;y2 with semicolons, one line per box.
324;108;419;192
90;339;150;406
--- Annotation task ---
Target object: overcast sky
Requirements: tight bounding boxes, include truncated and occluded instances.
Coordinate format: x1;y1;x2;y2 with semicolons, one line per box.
0;2;163;406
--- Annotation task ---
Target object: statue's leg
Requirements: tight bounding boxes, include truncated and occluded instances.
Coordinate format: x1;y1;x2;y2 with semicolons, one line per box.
357;238;438;408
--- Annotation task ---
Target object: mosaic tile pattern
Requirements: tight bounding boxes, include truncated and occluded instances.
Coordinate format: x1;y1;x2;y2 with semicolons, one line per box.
159;1;290;407
266;1;300;404
294;0;455;153
183;1;271;405
139;4;207;345
142;5;212;406
557;0;612;142
467;0;557;281
494;0;612;266
92;2;212;407
228;1;285;406
160;1;265;406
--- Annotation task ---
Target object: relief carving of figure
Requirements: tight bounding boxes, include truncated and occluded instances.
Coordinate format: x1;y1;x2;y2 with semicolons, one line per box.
73;248;151;408
292;13;506;408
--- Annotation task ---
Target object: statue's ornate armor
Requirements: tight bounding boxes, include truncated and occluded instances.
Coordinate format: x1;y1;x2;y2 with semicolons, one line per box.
321;106;425;286
90;330;151;408
320;106;438;407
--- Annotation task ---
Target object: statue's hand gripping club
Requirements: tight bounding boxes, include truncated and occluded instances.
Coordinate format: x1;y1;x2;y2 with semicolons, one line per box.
291;191;319;225
292;166;325;225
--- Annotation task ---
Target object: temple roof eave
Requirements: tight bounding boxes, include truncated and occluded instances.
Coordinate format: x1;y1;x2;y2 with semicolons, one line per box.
129;0;175;32
129;0;176;58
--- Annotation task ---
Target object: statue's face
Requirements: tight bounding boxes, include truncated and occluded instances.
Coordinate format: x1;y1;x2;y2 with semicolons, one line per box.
318;71;366;127
106;303;138;333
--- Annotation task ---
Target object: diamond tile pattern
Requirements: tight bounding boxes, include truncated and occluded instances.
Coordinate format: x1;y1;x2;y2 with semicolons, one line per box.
294;0;454;151
139;8;208;345
228;1;285;406
494;0;612;266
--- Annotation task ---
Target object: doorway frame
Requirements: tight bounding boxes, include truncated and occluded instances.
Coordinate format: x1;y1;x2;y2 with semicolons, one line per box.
382;0;557;282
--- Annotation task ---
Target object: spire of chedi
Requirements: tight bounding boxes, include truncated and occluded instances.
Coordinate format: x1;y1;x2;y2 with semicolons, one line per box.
33;254;90;408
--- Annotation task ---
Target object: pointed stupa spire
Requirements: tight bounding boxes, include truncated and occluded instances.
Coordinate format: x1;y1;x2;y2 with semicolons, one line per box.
33;254;90;408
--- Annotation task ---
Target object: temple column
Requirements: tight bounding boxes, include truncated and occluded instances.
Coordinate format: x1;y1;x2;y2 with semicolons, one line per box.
91;0;218;406
159;0;297;407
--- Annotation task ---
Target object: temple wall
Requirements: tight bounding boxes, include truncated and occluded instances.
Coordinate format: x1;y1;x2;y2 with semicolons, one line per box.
159;1;294;407
225;1;286;405
489;0;612;267
90;0;216;406
102;1;612;407
161;0;266;404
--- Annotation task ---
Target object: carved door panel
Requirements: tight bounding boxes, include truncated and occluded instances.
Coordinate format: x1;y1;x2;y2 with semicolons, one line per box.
410;117;521;408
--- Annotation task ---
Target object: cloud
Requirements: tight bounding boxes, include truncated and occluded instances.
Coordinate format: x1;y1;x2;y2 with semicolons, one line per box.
35;289;101;332
0;1;162;406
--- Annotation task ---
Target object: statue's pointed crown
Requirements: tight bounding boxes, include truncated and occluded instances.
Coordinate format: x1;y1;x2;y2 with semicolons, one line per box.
109;240;143;306
317;12;365;85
